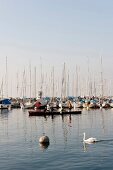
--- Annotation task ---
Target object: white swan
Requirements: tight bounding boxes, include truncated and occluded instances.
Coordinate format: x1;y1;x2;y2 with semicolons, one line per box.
83;132;97;144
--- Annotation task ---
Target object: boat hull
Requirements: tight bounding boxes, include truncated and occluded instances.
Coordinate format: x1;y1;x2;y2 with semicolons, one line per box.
29;110;82;116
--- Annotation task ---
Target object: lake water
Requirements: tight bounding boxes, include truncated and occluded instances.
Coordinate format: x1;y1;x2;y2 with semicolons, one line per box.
0;108;113;170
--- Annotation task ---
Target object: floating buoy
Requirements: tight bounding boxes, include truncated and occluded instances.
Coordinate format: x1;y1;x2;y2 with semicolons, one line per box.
39;135;50;144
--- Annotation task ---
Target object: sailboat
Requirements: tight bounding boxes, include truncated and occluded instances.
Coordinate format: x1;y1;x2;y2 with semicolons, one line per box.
0;98;11;109
0;57;11;109
20;67;35;109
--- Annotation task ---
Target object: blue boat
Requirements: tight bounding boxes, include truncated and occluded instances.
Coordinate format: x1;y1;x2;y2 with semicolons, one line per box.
0;98;11;109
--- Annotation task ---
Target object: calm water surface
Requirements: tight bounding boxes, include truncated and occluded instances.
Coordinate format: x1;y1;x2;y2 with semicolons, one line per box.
0;108;113;170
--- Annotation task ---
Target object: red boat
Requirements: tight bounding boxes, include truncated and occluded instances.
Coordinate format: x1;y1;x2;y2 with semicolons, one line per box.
28;109;82;116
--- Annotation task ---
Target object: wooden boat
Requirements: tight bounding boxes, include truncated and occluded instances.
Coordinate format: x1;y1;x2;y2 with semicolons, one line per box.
28;109;82;116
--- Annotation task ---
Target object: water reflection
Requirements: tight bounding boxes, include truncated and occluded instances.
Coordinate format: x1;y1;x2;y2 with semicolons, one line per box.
83;141;96;152
0;109;9;114
83;142;88;152
39;142;50;151
0;109;9;119
1;108;113;170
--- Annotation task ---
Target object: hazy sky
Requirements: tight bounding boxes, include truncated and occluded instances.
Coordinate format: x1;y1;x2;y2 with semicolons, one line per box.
0;0;113;97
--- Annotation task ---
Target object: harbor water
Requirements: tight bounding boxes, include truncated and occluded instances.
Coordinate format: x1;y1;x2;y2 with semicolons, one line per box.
0;108;113;169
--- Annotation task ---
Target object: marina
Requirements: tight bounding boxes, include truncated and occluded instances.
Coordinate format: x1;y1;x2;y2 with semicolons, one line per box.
0;0;113;169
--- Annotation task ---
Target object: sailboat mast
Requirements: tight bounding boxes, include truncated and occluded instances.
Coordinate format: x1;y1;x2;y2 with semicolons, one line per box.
100;56;103;97
6;56;8;97
87;56;90;97
34;66;36;98
67;71;69;97
0;78;4;98
40;57;43;93
75;65;78;97
29;63;31;99
16;72;19;97
52;66;54;99
61;62;66;99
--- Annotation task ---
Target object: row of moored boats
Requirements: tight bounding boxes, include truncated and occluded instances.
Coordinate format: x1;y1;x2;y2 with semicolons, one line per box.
1;96;113;110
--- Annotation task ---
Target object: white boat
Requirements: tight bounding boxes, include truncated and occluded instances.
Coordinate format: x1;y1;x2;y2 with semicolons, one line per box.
21;100;35;109
74;101;83;108
102;101;110;108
